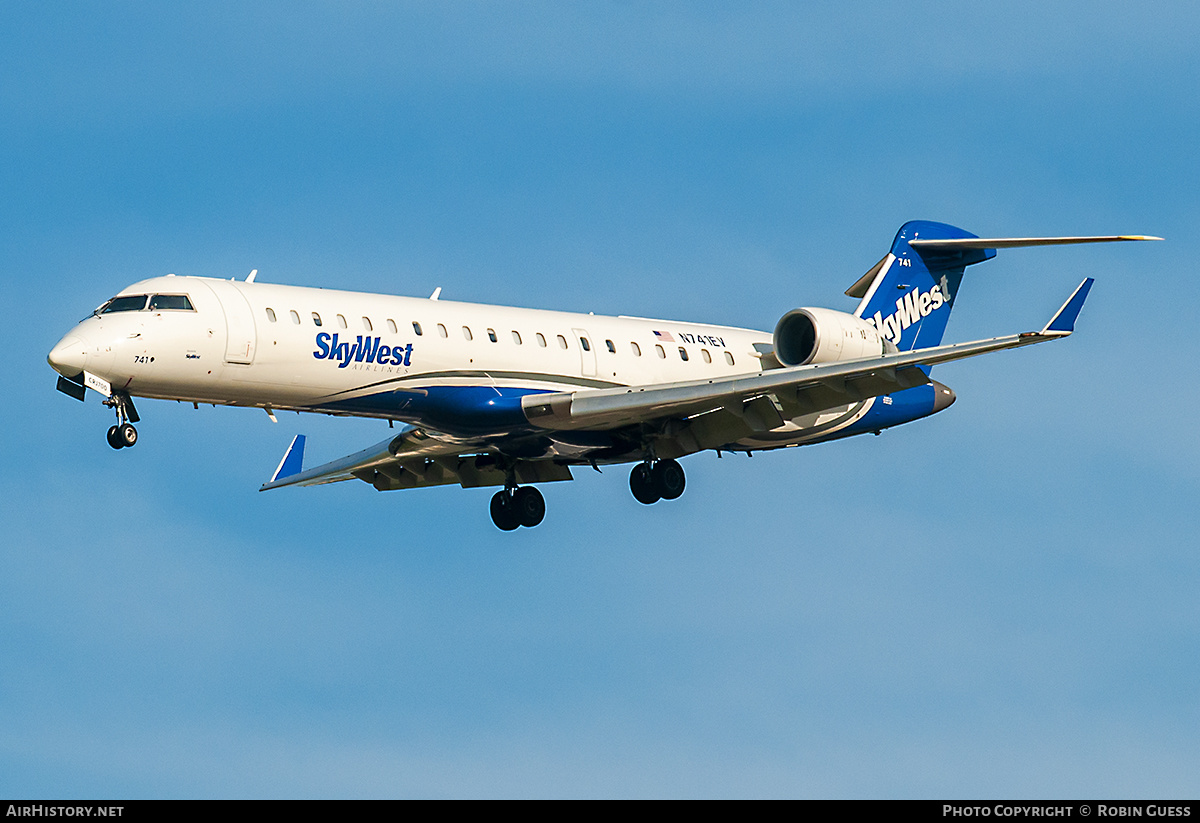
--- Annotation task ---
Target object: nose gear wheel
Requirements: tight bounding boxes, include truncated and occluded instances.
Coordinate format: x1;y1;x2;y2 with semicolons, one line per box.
102;392;140;449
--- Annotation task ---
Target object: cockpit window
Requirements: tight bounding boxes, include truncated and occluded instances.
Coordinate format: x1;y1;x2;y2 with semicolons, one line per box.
97;295;148;314
149;294;194;311
97;293;194;315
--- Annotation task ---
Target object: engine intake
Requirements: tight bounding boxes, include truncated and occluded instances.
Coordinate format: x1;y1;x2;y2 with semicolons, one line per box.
772;307;887;367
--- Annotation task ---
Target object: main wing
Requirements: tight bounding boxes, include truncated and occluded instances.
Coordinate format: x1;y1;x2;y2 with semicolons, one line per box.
260;425;573;492
522;278;1094;432
262;278;1092;491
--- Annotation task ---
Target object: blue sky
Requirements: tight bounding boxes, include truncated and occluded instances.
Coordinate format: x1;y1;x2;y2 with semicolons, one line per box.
2;1;1198;798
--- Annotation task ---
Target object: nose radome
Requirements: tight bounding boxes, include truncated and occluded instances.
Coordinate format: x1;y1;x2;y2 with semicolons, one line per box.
48;335;87;377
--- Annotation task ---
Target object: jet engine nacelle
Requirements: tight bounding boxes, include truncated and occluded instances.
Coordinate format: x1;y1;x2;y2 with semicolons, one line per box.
772;307;888;367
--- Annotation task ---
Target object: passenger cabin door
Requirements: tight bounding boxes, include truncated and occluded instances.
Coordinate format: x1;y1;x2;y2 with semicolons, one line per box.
572;328;597;377
203;280;258;365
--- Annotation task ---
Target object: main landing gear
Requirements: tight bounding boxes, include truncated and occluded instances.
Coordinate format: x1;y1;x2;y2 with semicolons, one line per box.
490;485;546;531
486;458;686;530
629;458;685;505
103;392;140;450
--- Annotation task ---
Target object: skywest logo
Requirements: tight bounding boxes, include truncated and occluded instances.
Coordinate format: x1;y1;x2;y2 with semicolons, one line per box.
313;333;413;369
866;284;946;343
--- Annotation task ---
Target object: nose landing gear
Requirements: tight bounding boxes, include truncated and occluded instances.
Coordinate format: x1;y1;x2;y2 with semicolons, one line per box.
106;423;138;449
103;392;140;450
629;458;685;505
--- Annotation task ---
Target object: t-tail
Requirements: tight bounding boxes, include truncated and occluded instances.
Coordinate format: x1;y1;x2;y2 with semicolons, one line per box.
848;220;991;352
846;220;1161;353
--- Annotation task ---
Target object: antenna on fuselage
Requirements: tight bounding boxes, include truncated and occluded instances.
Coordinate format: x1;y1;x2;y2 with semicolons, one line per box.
429;287;441;300
246;269;258;283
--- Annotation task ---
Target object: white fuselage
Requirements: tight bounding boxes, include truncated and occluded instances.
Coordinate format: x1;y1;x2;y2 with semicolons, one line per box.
49;274;880;450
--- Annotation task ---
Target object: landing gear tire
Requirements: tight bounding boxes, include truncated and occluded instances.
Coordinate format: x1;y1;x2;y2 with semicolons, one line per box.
490;486;547;530
513;486;546;528
630;459;686;504
118;423;138;448
653;459;685;500
489;490;521;531
630;463;661;505
104;392;139;450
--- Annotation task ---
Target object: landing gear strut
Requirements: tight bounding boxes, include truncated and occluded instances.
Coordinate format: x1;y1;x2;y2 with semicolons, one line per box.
629;458;685;505
103;392;140;450
490;485;546;530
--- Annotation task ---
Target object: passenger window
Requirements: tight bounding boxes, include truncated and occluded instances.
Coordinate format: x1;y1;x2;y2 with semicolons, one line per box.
725;352;735;365
536;333;547;347
701;349;711;363
487;328;498;343
387;319;397;334
266;308;277;323
149;294;193;311
290;310;300;324
631;342;641;357
412;321;422;336
312;312;322;326
655;344;665;358
363;317;373;332
463;326;473;341
337;314;347;329
512;331;522;344
579;337;590;352
557;335;568;350
678;347;689;361
605;339;616;353
438;324;448;338
98;295;148;314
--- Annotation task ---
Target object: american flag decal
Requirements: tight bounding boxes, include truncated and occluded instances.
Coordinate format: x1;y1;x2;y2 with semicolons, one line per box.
652;330;675;342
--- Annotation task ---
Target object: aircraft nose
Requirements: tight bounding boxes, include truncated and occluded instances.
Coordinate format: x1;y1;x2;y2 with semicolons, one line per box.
48;335;87;378
931;381;956;412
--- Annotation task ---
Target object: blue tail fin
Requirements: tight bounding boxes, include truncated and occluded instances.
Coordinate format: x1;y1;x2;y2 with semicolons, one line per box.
852;221;995;352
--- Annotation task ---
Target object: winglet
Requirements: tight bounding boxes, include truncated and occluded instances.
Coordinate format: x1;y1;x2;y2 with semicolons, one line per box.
268;435;306;484
1041;278;1094;335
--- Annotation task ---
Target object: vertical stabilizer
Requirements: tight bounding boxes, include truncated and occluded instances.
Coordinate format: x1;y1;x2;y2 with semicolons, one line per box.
853;221;995;352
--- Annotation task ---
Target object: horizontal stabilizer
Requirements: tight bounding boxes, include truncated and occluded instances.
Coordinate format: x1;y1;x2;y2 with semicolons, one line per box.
269;435;306;484
908;235;1161;250
1041;278;1094;335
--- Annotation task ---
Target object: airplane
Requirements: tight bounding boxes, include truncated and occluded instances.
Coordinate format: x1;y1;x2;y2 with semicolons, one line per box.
47;220;1158;530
